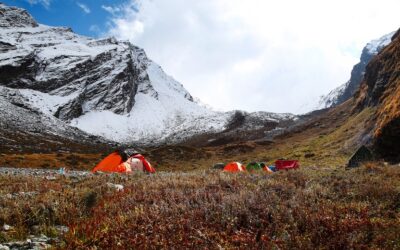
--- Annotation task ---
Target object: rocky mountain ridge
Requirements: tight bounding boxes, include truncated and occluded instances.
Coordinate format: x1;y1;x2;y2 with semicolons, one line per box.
318;31;395;109
354;29;400;162
0;3;297;147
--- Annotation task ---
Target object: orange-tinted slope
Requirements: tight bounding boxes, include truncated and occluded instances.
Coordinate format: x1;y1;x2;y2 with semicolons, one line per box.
355;28;400;161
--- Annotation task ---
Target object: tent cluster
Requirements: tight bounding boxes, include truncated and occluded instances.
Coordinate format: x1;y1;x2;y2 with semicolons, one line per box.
92;148;299;175
92;148;155;174
217;160;299;173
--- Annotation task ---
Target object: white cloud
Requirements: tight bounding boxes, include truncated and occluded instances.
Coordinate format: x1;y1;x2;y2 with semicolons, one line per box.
101;5;122;15
25;0;51;9
106;0;400;114
77;2;90;14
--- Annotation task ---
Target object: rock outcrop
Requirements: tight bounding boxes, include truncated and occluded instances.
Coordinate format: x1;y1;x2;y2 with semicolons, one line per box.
355;29;400;162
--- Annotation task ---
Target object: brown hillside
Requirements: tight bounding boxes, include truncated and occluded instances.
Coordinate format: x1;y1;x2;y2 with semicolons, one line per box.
355;28;400;162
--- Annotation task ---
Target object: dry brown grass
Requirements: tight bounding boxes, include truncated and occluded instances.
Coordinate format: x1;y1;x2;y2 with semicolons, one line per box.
1;164;399;249
0;153;103;170
375;83;400;137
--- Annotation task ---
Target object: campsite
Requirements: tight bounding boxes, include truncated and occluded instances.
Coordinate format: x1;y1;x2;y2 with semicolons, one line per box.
1;140;400;248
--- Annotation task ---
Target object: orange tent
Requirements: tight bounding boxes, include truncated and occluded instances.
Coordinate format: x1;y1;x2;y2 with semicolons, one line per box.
92;149;155;174
223;162;246;172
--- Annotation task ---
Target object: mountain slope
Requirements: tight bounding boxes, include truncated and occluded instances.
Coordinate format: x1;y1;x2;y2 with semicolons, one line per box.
318;31;395;109
355;29;400;162
0;3;296;146
0;86;113;154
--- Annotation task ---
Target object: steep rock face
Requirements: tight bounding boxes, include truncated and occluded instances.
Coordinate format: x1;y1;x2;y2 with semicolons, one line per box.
318;31;394;109
0;14;158;120
0;3;297;145
355;29;400;162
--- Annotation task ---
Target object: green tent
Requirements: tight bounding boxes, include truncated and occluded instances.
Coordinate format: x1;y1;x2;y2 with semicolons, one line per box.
246;162;263;171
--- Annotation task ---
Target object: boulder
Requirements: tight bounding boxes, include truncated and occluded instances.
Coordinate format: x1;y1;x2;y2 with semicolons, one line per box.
212;163;225;170
347;145;374;168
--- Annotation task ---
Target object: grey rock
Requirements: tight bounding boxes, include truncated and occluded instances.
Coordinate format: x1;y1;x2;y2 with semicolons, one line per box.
0;244;10;250
54;225;69;234
0;4;38;28
2;224;12;231
347;145;374;168
212;163;225;170
106;183;124;191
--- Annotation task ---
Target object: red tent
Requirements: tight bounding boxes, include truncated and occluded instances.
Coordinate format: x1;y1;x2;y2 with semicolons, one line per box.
275;160;300;170
92;149;155;174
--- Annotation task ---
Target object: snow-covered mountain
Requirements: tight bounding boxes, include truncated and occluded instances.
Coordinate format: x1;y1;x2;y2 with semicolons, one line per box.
0;85;115;153
0;3;296;145
317;31;395;109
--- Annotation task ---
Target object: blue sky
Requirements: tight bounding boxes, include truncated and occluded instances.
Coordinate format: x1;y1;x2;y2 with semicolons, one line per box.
2;0;126;37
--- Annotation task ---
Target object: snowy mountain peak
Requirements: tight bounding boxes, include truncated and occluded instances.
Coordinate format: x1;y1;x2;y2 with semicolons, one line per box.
0;3;38;28
365;31;395;55
0;3;296;144
316;31;396;110
317;83;347;109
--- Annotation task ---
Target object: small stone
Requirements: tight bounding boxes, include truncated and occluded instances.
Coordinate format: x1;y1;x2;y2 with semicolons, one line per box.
106;183;124;191
55;225;69;234
7;241;25;248
304;153;315;158
0;244;10;250
31;235;48;243
2;224;12;231
37;242;49;248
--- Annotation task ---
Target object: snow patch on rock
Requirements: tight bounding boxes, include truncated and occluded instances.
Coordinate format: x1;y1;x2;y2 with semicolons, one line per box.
315;31;396;110
365;31;395;54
